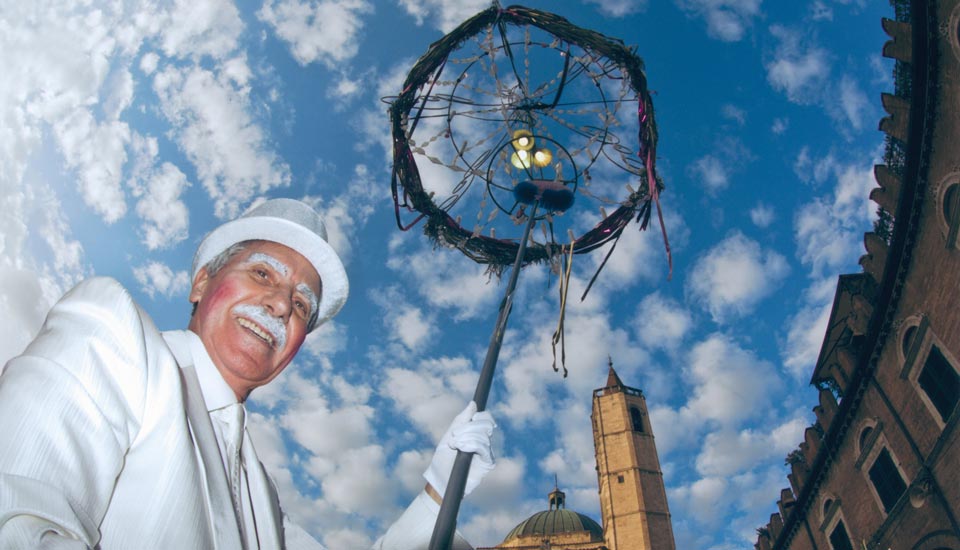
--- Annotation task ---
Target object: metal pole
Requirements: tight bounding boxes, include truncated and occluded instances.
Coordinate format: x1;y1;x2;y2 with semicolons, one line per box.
428;202;540;550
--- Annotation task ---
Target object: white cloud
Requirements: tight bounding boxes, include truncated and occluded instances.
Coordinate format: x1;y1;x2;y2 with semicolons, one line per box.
393;306;434;350
132;261;190;299
771;117;789;135
497;307;648;427
584;0;648;17
684;334;783;427
688;138;753;194
794;162;876;277
811;0;833;21
675;0;762;42
766;25;830;104
52;109;131;223
153;64;291;219
687;231;790;323
301;163;381;265
258;0;373;67
632;292;692;351
837;75;870;131
695;416;806;477
750;203;775;228
161;0;244;60
135;162;191;250
781;277;842;378
140;52;160;75
721;104;746;125
386;233;501;321
383;357;478;440
690;155;729;192
396;0;492;32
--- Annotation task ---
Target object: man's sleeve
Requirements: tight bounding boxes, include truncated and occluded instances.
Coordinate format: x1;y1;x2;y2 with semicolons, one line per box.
372;492;473;550
0;277;151;548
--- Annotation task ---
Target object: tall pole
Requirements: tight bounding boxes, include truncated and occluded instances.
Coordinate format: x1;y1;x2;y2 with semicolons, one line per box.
428;202;540;550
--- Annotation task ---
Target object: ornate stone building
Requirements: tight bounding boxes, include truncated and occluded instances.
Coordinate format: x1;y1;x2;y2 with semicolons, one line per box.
753;1;960;548
479;365;676;550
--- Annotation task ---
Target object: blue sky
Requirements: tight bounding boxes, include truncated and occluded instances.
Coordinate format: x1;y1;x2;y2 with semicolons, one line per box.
1;0;891;548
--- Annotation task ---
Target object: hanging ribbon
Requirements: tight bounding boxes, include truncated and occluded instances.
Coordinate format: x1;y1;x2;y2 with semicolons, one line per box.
551;236;575;377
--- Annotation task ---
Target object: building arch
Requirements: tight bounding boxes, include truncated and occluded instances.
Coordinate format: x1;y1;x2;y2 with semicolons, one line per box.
911;529;960;550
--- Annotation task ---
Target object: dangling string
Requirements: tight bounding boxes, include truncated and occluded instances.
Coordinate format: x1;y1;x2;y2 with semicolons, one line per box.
551;235;575;377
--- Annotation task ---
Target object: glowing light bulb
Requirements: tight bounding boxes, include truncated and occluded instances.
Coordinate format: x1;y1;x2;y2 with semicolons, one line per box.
532;148;553;167
511;150;532;169
511;129;535;151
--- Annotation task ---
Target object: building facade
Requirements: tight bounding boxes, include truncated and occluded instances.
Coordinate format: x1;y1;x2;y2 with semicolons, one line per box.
480;364;676;550
753;1;960;548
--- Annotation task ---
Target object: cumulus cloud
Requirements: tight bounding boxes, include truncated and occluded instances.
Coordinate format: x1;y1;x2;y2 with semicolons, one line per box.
675;0;762;42
695;416;806;477
301;163;381;265
382;356;479;440
633;292;692;351
386;234;501;321
781;279;836;378
750;203;775;228
766;25;830;104
584;0;649;17
52;110;131;223
688;138;754;194
132;261;191;299
837;75;870;132
721;104;746;125
684;334;783;427
397;0;493;32
153;64;291;219
135;163;191;250
258;0;373;67
793;161;876;277
161;0;244;60
771;117;789;135
687;231;790;323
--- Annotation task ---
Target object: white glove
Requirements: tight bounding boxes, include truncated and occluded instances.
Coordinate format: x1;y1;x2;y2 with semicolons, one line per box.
423;401;496;499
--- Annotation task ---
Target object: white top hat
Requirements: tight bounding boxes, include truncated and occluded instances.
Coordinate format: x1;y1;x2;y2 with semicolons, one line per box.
192;198;348;330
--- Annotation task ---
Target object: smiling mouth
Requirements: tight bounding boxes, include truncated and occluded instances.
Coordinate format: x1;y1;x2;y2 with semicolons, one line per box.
237;317;275;348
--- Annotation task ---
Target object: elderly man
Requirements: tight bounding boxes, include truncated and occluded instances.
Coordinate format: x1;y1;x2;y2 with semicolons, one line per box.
0;199;494;549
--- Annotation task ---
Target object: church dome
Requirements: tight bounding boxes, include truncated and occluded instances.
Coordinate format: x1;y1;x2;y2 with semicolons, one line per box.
502;486;604;544
502;509;604;542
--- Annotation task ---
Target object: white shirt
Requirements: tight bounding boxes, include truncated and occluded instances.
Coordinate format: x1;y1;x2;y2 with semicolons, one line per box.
164;329;264;550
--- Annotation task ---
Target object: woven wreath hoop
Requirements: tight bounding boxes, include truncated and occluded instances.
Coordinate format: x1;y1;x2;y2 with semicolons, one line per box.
388;4;665;274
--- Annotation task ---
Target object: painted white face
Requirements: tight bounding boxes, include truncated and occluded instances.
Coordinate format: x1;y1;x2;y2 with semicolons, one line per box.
188;241;321;400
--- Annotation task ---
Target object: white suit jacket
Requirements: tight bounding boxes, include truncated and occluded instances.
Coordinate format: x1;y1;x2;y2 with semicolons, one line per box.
0;277;324;549
0;277;470;550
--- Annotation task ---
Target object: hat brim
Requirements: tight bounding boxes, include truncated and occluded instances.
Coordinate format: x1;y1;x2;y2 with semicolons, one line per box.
192;216;348;329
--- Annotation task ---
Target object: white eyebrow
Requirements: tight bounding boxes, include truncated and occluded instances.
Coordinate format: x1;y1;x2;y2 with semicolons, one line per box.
245;253;289;277
296;282;319;316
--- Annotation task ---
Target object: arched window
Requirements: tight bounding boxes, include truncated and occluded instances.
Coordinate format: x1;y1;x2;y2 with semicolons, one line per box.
630;407;644;433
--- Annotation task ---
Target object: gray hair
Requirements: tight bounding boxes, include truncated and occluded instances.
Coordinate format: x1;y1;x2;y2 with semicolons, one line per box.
190;241;252;317
191;240;321;331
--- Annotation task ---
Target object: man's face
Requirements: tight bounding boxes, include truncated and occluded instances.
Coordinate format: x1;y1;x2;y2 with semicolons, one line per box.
188;240;321;400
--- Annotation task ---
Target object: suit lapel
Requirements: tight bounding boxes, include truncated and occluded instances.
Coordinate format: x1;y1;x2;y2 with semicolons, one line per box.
180;364;245;550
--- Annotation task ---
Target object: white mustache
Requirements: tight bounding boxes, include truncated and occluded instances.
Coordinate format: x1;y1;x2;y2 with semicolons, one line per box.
232;304;287;350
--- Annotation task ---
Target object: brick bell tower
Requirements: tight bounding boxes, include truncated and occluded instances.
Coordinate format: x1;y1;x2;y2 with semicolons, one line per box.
591;359;675;550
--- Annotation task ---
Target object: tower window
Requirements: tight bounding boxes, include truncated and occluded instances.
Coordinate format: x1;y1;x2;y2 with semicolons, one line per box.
868;448;907;513
828;519;853;550
617;474;624;483
918;345;960;422
630;407;644;433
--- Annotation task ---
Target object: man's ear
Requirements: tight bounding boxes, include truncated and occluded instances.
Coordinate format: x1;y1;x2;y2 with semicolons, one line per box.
189;268;210;305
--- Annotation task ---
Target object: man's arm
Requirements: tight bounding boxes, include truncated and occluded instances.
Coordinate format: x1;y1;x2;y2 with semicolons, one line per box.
373;402;496;550
0;278;152;548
